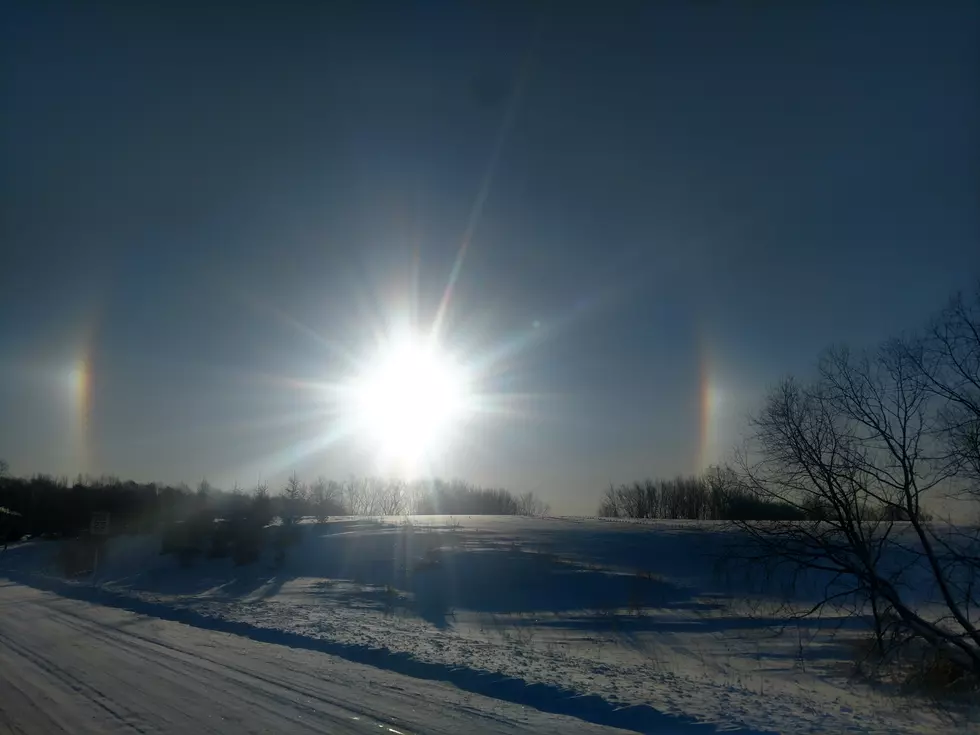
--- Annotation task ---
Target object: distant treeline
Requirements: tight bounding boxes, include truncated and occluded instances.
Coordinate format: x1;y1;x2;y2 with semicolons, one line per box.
0;466;549;543
599;468;819;521
596;468;933;522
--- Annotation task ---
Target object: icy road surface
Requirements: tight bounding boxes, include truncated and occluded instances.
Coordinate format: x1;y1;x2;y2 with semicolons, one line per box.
0;582;629;735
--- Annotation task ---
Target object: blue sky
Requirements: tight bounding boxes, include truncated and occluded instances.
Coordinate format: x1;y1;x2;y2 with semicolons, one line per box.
2;1;978;513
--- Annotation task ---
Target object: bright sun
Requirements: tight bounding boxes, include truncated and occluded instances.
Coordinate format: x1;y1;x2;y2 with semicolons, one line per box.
346;336;471;465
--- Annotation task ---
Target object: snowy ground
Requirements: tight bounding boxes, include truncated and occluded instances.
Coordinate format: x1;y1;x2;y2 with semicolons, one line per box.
0;582;629;734
2;516;973;734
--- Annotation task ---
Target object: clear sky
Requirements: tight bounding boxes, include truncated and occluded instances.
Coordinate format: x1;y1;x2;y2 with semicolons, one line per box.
2;1;978;514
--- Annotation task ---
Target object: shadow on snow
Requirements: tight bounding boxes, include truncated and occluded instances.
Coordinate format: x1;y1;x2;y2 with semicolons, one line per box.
0;569;766;735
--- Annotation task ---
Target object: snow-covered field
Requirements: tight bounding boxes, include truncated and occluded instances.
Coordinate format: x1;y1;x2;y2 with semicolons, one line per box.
1;516;971;734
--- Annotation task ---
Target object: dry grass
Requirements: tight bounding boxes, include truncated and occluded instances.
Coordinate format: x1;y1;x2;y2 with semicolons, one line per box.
847;631;979;723
899;650;979;699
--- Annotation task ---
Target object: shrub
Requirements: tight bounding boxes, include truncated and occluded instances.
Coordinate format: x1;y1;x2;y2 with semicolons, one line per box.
273;521;303;564
231;522;263;566
57;537;101;576
207;520;232;558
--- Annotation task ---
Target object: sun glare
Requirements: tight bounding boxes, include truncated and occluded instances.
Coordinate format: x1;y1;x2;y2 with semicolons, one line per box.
347;336;471;465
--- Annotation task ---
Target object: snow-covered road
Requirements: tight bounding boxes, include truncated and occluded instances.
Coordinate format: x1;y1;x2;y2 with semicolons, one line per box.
0;581;628;735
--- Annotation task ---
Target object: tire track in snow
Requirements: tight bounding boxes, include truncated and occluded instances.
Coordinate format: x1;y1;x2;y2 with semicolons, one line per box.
42;603;415;733
33;605;371;734
0;627;146;733
0;582;624;735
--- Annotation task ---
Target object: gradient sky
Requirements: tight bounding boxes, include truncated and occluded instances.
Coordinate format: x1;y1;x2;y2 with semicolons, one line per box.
2;1;978;514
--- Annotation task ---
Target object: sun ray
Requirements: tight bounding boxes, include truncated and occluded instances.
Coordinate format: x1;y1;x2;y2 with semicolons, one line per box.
431;43;533;341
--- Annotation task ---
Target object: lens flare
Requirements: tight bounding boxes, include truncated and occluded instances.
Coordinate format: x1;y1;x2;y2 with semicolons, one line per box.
344;335;471;469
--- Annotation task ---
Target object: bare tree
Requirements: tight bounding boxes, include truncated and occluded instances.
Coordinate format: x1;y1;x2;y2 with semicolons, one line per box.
343;477;369;515
910;286;980;497
283;473;308;523
516;491;550;516
374;479;406;516
595;471;786;520
905;287;980;657
196;479;213;510
309;477;340;523
734;327;980;677
251;482;273;527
